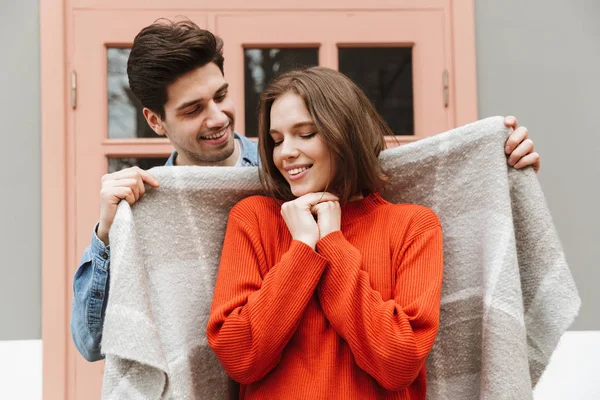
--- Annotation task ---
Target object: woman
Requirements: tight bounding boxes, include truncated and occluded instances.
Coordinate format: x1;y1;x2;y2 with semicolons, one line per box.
207;66;443;399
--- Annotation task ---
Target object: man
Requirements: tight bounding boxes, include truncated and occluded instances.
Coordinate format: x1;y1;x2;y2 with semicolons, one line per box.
71;18;540;362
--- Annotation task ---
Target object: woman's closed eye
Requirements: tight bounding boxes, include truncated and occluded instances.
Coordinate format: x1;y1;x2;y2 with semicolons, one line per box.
272;135;283;147
300;132;318;140
272;131;318;147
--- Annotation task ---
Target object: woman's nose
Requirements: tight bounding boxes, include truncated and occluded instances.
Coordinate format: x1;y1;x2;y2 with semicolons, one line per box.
279;138;300;158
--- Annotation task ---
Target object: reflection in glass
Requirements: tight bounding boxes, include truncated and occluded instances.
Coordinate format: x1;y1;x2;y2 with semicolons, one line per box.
107;48;161;139
108;157;169;173
244;48;319;137
339;47;414;135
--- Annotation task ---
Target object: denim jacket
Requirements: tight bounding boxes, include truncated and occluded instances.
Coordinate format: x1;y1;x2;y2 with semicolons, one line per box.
71;133;259;361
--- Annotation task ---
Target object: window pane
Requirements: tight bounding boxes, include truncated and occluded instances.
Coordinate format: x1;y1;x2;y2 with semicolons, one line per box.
244;48;319;137
107;48;161;139
338;47;414;135
108;157;169;173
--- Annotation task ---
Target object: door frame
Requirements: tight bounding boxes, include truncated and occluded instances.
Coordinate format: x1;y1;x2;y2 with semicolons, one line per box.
41;0;70;399
40;1;477;398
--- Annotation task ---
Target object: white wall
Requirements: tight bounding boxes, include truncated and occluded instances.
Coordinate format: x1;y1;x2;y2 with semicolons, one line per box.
475;0;600;330
0;0;41;340
0;340;42;400
3;333;600;400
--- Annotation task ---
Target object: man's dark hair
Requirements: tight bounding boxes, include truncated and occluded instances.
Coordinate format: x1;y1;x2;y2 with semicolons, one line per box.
127;18;224;119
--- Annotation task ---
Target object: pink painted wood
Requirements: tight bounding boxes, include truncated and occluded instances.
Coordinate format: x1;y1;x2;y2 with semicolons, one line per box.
217;10;451;142
73;11;207;398
41;0;68;398
42;2;478;399
73;0;450;10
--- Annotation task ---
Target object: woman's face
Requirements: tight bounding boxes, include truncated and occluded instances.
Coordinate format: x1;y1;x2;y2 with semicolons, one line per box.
269;92;335;197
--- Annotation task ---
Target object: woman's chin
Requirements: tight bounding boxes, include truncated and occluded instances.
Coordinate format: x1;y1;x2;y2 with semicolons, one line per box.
290;185;326;197
291;188;309;197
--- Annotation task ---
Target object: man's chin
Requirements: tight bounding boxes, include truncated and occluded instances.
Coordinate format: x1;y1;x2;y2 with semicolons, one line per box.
195;143;236;164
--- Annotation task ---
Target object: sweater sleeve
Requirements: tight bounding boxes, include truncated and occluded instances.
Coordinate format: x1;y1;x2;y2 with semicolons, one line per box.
207;206;328;384
315;211;443;391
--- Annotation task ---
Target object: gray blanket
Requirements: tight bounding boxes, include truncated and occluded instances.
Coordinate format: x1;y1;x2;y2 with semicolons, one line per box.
101;116;580;399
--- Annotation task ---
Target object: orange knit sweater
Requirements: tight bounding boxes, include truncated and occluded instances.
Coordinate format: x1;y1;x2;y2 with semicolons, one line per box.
207;193;443;399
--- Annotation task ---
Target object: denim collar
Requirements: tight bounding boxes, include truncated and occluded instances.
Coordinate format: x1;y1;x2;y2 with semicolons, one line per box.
165;132;259;167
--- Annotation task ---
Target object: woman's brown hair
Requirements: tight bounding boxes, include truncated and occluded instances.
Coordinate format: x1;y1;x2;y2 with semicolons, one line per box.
258;67;391;203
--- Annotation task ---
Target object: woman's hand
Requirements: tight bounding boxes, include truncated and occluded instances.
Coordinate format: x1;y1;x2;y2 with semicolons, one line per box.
312;198;341;240
281;192;339;249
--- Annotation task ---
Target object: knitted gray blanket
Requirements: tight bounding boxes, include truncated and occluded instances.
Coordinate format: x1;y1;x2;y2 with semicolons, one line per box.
101;116;580;399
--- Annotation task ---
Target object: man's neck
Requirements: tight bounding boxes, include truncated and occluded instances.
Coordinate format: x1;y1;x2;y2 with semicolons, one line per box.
175;138;241;167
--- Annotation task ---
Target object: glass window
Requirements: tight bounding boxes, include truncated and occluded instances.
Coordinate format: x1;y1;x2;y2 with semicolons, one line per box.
107;48;161;139
244;48;319;137
108;157;170;173
338;47;414;135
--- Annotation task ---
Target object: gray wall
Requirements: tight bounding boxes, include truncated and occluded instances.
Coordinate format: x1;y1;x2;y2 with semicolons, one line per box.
0;0;597;339
0;0;41;340
475;0;599;329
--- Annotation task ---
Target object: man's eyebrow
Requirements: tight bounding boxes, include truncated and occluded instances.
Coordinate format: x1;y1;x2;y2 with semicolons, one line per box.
215;83;229;93
269;121;315;135
175;83;229;111
176;98;203;111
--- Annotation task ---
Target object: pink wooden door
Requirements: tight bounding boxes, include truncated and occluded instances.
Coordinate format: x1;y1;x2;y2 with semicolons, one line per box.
66;4;461;399
218;10;453;144
71;10;207;399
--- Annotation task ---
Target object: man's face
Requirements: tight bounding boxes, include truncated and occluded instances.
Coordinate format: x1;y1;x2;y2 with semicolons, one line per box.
146;62;237;166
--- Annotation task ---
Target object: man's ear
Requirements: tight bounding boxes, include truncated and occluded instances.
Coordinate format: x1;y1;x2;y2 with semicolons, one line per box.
143;107;167;136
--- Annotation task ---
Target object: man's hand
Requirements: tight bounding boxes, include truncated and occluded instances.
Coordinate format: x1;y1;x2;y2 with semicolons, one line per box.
97;167;160;245
504;116;541;173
